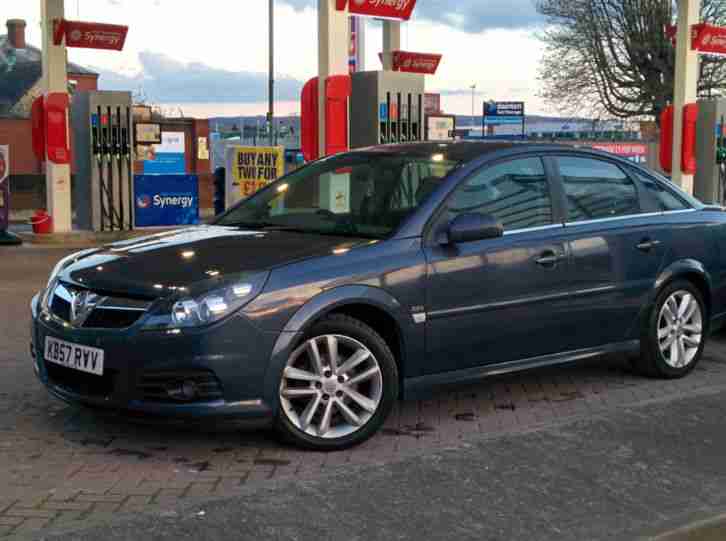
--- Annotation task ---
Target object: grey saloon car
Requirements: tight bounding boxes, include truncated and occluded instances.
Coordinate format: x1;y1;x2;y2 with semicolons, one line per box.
31;142;726;450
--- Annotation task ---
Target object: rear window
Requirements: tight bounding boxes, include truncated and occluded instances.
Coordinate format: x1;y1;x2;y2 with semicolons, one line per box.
630;170;690;212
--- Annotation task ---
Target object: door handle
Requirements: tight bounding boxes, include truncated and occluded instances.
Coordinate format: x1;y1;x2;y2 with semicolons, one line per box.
535;251;566;267
636;239;661;252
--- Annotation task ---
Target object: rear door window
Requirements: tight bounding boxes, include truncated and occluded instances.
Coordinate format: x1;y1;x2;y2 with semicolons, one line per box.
555;157;641;222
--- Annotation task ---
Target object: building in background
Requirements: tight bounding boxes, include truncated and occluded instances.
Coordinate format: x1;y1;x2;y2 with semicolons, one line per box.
0;18;98;219
0;18;216;223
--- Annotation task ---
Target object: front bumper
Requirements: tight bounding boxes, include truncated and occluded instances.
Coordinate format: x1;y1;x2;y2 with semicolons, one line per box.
30;293;276;425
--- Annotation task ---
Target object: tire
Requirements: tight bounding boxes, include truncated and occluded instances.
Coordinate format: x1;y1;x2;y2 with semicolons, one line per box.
633;280;707;379
274;314;399;451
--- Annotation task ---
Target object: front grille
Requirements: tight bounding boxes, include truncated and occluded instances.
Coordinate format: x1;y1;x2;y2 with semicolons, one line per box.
83;307;146;329
48;282;151;329
137;370;224;403
50;294;71;322
46;363;116;397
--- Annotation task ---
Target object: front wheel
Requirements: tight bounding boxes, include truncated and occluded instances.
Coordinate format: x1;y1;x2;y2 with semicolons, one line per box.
634;280;707;379
275;314;398;451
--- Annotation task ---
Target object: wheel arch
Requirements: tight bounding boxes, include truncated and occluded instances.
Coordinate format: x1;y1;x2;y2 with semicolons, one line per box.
654;259;712;318
263;285;419;413
629;259;714;341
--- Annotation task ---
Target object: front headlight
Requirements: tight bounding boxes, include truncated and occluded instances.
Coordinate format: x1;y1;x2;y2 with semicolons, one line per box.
142;273;268;330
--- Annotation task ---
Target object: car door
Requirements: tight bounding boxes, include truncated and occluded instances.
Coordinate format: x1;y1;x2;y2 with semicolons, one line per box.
422;155;575;376
550;154;669;351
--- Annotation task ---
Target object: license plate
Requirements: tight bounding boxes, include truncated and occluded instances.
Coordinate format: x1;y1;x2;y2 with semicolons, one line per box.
44;337;104;376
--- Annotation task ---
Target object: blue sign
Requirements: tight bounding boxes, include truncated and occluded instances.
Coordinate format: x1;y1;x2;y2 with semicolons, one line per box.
143;153;185;174
379;103;389;121
484;101;525;117
484;116;526;125
134;175;199;227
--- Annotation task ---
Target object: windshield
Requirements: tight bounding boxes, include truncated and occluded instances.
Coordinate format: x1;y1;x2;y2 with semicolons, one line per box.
215;152;460;238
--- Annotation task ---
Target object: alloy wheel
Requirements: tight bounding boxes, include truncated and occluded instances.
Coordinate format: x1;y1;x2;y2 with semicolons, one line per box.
279;334;384;439
657;290;703;369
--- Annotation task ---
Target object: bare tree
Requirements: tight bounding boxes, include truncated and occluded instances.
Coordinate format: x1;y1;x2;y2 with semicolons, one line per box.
538;0;726;121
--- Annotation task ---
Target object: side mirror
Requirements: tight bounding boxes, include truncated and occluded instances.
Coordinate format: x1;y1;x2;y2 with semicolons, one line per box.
446;213;503;244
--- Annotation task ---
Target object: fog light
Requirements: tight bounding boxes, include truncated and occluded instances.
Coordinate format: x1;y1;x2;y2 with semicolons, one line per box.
166;380;198;401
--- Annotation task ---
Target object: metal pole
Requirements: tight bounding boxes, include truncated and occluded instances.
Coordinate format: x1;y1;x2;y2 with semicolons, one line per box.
470;85;476;128
671;0;700;193
268;0;275;147
318;0;350;157
41;0;72;232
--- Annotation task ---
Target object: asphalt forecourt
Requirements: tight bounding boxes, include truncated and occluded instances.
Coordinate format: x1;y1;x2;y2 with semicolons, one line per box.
31;373;726;541
4;248;726;539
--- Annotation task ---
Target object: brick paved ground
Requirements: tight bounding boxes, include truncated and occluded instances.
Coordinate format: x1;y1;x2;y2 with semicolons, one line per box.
4;247;726;538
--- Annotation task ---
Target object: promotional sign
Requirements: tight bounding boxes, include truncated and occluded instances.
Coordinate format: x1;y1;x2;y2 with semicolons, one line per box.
142;132;186;175
320;174;351;214
134;175;199;227
337;0;417;21
391;51;442;74
588;142;649;164
0;146;9;232
53;19;128;51
135;123;162;144
226;146;284;205
198;137;210;160
426;115;456;141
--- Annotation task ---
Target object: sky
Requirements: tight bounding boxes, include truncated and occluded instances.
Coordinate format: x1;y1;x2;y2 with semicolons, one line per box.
4;0;548;117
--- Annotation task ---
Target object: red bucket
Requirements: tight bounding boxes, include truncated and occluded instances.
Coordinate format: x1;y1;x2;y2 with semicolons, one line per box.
29;209;53;235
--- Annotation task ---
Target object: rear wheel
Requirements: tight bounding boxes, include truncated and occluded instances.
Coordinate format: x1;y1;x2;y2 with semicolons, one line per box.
275;314;398;451
633;280;707;378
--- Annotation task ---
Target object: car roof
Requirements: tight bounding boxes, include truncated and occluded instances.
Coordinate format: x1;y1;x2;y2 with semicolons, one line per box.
359;141;578;163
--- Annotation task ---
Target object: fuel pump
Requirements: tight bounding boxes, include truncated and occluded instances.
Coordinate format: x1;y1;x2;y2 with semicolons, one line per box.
695;99;726;205
120;106;133;224
71;91;134;231
717;116;726;204
400;94;409;143
350;71;425;149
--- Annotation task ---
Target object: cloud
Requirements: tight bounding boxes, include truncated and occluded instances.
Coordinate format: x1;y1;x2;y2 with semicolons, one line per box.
94;51;304;104
282;0;543;33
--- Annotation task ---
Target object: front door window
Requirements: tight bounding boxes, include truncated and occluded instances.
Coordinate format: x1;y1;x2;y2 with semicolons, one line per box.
448;157;553;231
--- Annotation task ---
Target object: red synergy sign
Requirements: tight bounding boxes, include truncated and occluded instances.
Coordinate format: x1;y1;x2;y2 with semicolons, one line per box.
692;23;726;55
392;51;442;74
337;0;418;21
666;23;726;55
53;19;128;51
378;50;443;74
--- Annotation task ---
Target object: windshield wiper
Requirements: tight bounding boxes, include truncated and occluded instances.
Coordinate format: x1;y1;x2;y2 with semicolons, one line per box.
223;221;282;229
221;221;379;238
226;222;313;234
